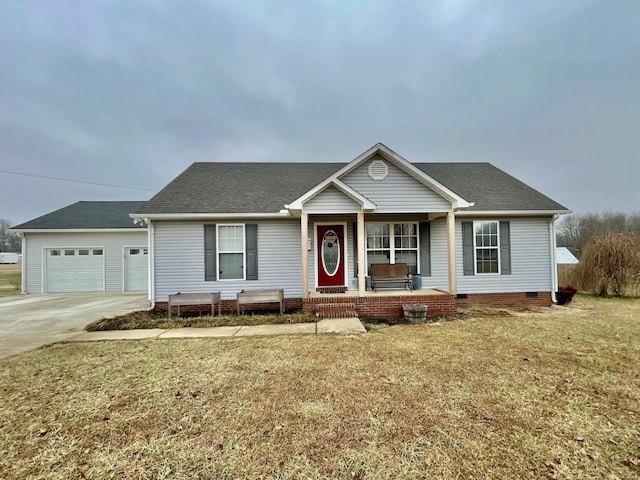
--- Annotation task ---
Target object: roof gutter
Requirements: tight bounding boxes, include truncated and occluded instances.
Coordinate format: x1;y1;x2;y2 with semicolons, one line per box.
455;209;572;217
13;228;147;233
21;234;27;294
549;214;559;304
147;219;155;309
129;212;292;221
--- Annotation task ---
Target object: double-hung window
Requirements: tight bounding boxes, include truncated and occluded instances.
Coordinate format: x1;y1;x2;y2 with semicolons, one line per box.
218;224;245;280
474;221;500;274
366;223;419;274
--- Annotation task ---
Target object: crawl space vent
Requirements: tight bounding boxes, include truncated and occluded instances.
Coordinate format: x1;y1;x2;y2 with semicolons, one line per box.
368;159;389;181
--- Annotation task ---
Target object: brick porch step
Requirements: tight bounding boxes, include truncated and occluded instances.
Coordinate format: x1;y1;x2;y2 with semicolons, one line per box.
314;303;359;319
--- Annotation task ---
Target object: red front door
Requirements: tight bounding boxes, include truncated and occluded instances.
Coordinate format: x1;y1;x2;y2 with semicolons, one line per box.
317;225;345;287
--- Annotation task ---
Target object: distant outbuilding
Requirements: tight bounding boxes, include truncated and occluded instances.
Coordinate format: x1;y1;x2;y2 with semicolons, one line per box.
0;252;20;264
556;247;579;286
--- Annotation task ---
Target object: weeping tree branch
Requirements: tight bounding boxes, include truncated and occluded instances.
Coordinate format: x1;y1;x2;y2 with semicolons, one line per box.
575;233;640;297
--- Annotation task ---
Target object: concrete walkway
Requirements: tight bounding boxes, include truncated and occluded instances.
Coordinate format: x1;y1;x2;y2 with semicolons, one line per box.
67;317;366;343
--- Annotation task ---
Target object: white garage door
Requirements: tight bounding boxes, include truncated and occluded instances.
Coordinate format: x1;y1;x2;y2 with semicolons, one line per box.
45;248;104;293
124;247;148;292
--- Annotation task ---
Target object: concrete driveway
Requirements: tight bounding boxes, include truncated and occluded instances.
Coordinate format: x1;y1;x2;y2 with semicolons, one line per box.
0;293;149;359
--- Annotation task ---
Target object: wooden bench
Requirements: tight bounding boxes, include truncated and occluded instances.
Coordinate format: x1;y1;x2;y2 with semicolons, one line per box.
237;289;284;315
370;263;413;292
168;292;221;319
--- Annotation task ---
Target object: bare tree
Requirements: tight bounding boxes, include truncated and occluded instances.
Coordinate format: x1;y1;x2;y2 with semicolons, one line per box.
557;211;640;257
0;219;21;253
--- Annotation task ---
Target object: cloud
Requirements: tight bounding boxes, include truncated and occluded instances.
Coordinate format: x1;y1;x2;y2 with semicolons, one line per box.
0;0;638;223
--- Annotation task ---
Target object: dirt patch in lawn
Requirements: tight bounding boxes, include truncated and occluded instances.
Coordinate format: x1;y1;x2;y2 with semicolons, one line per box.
1;296;639;479
86;309;317;331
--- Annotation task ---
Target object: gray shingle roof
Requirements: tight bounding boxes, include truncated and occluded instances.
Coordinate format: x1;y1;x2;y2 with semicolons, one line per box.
135;163;344;214
13;201;147;230
414;163;568;212
135;161;567;214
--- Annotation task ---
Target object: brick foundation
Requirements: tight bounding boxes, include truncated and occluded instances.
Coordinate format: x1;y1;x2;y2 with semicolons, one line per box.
153;291;554;318
455;291;554;308
303;291;458;319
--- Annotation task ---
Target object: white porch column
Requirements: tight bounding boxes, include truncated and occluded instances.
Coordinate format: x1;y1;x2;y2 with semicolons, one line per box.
301;212;309;299
446;211;457;296
357;211;366;296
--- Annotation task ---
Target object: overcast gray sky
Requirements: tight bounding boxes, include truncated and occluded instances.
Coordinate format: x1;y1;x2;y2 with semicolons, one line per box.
1;0;638;225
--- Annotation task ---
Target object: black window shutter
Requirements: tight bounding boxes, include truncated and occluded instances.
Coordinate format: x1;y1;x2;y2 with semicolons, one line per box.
246;224;258;280
462;221;474;276
204;224;216;281
499;221;511;275
419;222;431;276
352;222;358;277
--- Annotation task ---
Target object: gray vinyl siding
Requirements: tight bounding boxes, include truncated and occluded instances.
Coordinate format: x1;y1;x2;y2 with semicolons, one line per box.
341;156;452;213
456;217;552;294
23;231;148;294
153;216;553;300
304;186;361;213
153;220;303;302
426;219;450;291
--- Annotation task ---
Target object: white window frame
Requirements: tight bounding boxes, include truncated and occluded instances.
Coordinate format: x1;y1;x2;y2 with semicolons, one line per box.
216;223;246;281
365;222;420;274
473;220;501;275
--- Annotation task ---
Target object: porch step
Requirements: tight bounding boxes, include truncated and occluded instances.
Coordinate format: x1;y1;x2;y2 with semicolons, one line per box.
314;303;358;319
316;286;347;294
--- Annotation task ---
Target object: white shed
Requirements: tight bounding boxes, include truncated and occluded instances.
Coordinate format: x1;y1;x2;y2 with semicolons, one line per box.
0;252;20;264
556;247;579;265
556;247;579;286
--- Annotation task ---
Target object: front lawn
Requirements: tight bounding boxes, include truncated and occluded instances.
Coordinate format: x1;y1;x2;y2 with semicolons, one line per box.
1;296;639;479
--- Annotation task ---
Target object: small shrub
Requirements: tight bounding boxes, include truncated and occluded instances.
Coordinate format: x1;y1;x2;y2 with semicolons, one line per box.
556;286;578;305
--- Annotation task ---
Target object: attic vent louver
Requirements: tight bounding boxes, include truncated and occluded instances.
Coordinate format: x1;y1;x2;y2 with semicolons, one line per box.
368;159;388;181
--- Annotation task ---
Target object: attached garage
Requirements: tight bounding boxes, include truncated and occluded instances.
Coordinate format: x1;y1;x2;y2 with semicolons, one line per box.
13;201;148;294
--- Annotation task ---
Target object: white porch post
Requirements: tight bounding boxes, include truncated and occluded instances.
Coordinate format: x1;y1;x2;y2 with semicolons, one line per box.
301;212;309;299
446;211;457;296
357;211;366;296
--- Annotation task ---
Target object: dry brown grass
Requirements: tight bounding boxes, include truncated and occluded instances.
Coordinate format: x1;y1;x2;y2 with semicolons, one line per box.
1;296;639;479
0;263;20;297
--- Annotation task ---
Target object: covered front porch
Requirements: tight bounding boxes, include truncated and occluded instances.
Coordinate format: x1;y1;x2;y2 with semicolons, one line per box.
297;211;459;299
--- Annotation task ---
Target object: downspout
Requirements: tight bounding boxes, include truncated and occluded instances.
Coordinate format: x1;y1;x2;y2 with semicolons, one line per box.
147;219;155;309
21;233;27;294
549;215;559;304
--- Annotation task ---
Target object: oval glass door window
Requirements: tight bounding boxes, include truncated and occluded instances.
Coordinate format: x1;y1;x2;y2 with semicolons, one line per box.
321;230;340;276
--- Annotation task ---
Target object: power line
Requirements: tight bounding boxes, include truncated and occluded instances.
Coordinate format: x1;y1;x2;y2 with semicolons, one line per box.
0;169;156;191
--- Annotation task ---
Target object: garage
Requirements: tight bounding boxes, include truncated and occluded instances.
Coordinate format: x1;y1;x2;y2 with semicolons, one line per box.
13;201;149;294
124;247;148;291
45;248;105;293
